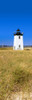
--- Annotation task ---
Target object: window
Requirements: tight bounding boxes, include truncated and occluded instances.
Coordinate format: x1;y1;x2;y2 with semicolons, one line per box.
19;45;20;48
19;36;20;39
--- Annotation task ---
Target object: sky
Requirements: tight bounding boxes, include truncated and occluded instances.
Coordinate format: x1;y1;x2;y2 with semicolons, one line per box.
0;0;32;46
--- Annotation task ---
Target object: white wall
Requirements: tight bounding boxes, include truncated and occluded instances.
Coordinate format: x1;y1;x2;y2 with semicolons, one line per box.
13;35;23;50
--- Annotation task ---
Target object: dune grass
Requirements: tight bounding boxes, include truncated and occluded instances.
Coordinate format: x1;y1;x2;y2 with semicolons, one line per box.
0;47;32;99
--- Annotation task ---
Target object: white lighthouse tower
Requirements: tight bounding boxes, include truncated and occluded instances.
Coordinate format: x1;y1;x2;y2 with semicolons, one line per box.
13;29;24;50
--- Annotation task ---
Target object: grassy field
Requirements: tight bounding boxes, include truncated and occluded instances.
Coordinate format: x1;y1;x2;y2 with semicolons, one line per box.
0;47;32;100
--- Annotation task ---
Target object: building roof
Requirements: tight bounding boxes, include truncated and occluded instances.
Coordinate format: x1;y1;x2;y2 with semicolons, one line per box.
14;29;23;36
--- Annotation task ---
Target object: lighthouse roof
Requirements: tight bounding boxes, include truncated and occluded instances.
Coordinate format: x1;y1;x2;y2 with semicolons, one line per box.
14;29;23;36
16;29;20;31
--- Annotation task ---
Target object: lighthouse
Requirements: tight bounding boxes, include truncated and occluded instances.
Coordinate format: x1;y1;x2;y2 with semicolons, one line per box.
13;29;24;50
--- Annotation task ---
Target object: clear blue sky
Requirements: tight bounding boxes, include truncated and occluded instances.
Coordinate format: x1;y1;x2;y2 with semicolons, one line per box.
0;0;32;46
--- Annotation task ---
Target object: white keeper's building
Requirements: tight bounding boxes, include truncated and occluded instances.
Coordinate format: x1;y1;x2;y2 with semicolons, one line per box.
13;29;24;50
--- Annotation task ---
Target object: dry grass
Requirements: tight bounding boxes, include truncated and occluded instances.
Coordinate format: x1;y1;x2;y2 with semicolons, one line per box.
0;47;32;99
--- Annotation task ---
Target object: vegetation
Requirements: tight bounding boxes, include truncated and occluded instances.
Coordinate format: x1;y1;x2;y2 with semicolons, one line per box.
0;47;32;99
